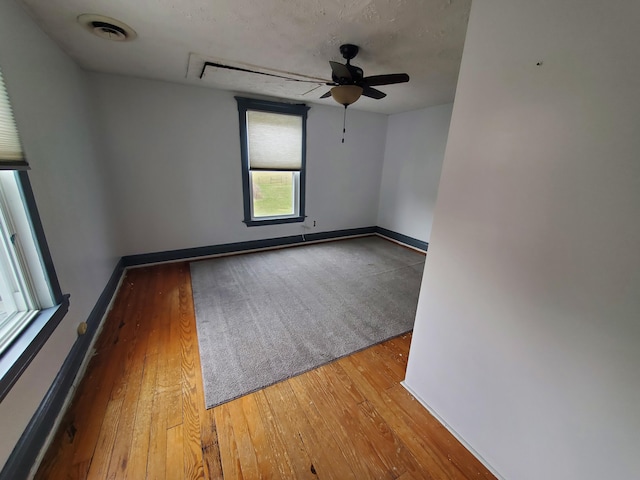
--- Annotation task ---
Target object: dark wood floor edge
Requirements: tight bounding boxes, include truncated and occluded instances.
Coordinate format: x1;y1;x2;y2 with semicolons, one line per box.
0;258;126;480
375;227;429;252
399;381;504;480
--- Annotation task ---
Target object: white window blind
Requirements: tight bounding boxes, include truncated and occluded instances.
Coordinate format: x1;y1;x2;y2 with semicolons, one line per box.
247;110;302;171
0;68;25;166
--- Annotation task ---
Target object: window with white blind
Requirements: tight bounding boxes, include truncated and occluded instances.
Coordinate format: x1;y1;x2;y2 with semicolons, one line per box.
0;65;66;401
0;68;28;171
236;97;309;226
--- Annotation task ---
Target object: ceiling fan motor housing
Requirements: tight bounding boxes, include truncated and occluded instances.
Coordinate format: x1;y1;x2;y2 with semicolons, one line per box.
340;44;359;61
332;67;363;85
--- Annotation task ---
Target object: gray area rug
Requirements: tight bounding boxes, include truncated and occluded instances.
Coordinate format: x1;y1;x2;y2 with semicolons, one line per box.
190;236;425;409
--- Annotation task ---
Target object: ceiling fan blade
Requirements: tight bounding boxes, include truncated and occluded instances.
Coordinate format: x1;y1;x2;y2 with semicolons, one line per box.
362;73;410;86
330;61;352;81
320;90;332;99
362;86;387;99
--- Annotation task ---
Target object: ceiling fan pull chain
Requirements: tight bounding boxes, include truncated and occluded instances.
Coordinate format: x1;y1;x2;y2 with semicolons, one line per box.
342;105;347;143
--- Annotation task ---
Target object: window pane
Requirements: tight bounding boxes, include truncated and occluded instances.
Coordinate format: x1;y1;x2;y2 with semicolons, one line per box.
0;222;33;352
251;171;294;218
0;172;49;354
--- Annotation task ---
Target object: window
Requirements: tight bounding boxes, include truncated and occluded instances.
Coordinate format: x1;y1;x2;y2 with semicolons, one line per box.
236;97;309;226
0;66;67;400
0;172;53;352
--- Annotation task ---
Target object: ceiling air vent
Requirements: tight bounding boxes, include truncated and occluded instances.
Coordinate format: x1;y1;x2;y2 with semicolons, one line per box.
77;14;137;42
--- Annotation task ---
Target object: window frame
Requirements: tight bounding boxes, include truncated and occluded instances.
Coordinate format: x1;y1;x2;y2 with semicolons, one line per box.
235;97;310;226
0;59;67;403
0;171;67;401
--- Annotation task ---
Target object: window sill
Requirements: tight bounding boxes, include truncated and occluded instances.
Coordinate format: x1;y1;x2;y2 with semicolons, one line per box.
243;216;306;227
0;295;70;402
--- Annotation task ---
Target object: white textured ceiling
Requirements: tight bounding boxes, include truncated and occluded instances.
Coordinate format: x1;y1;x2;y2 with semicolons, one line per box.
20;0;471;114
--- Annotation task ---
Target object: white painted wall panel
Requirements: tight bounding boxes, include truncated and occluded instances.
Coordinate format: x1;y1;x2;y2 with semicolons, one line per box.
404;0;640;479
88;73;388;256
377;103;452;241
0;0;119;469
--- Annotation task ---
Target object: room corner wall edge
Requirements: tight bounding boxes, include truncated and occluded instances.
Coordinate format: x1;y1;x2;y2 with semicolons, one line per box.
375;227;428;252
400;381;505;480
0;258;126;480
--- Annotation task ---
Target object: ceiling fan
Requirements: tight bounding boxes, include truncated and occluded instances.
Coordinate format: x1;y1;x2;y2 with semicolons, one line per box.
320;44;410;107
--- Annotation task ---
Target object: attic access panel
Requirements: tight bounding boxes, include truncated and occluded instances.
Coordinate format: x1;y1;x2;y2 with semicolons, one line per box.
188;53;326;98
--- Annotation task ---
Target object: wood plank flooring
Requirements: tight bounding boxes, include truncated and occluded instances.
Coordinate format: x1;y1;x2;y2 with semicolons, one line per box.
35;261;495;479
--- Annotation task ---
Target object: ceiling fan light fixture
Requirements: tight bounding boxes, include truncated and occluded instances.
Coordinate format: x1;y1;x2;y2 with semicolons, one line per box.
330;85;363;106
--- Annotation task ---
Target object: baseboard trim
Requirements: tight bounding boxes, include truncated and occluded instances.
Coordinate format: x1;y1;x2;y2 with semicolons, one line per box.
400;381;504;480
375;227;428;252
122;226;377;267
0;258;126;480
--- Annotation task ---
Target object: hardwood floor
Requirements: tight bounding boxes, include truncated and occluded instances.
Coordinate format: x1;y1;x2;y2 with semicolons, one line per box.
35;261;495;479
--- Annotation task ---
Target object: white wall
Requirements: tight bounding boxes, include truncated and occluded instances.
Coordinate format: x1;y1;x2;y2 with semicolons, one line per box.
88;73;388;256
404;0;640;479
0;0;119;469
377;103;452;242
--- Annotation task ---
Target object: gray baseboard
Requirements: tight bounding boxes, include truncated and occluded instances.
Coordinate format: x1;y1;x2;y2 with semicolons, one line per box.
375;227;428;251
122;226;377;267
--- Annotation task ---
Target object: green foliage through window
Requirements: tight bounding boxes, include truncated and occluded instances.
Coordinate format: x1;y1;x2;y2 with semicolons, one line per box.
251;171;294;218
